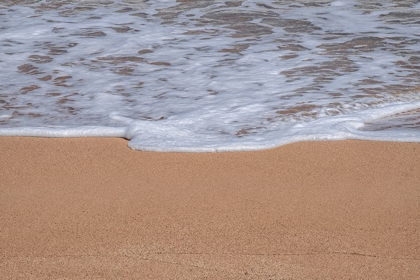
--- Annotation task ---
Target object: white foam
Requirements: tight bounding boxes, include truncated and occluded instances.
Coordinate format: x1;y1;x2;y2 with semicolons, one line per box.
0;0;419;152
123;101;420;152
330;0;358;7
0;126;126;138
3;102;420;152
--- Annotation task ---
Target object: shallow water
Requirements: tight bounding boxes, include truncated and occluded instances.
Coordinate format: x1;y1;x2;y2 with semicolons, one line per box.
1;0;420;151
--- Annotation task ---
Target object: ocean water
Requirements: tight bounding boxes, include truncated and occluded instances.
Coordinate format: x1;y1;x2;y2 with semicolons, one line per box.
0;0;420;152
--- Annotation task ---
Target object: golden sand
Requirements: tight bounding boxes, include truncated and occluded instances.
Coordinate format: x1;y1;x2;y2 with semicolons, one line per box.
1;137;420;279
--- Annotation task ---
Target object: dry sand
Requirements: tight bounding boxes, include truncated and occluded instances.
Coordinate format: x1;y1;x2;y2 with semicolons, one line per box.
1;137;420;279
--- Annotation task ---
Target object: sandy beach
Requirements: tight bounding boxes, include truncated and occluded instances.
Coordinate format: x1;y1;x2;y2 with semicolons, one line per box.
1;137;420;279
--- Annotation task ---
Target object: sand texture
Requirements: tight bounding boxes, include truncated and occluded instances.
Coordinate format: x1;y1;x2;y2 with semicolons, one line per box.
1;137;420;279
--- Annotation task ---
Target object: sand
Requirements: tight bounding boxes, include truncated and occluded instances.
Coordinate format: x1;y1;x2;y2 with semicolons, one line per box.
1;137;420;279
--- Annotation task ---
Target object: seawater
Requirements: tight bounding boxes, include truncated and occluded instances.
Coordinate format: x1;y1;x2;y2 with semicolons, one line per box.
1;0;420;152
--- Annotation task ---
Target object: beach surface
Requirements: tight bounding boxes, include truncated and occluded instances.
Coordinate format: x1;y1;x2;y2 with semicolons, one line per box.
1;137;420;279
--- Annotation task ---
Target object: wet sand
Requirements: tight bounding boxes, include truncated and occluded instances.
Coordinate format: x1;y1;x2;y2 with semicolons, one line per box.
1;137;420;279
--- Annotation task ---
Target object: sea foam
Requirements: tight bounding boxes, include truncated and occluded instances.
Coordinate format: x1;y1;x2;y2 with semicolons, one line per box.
1;0;419;152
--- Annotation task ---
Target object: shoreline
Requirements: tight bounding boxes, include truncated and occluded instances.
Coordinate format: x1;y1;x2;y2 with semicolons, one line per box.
1;137;420;279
